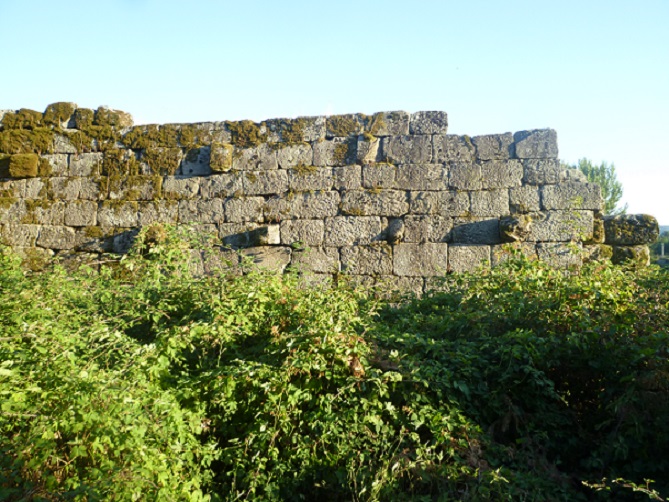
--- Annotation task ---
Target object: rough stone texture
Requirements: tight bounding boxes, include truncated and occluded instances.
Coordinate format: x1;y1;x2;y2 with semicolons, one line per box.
138;201;179;225
480;160;523;189
210;143;234;172
178;199;225;224
280;219;324;246
500;214;533;242
243;170;289;195
42;154;69;176
523;159;561;185
452;218;501;244
433;135;476;163
448;162;481;190
37;225;77;250
264;191;340;221
536;242;583;269
324;216;386;246
70;153;102;177
0;224;40;247
313;138;356;166
403;215;453;243
448;245;491;272
470;190;509;217
491;242;538;266
233;144;278;171
560;168;587;183
341;244;393;275
179;146;212;176
241;246;292;273
513;129;558;159
395;164;448;190
603;214;659;245
612;245;650;266
472;133;514;160
409;111;448;135
334;165;361;190
394;243;448;276
98;201;138;227
276;143;313;169
542;182;603;211
200;174;243;199
225;197;265;223
382;135;432;164
509;186;541;213
370;111;410;136
64;201;97;226
362;163;396;189
289;167;333;191
410;190;469;216
526;210;594;242
162;177;200;200
357;136;381;164
290;247;339;274
341;190;408;217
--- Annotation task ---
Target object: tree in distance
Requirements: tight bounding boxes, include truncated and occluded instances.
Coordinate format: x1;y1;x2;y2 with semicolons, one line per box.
562;158;627;215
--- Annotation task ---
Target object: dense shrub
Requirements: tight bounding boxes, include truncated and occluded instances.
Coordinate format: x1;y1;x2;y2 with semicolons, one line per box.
1;228;668;501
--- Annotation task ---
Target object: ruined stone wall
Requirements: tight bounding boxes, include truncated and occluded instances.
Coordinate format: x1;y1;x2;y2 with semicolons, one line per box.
0;103;658;293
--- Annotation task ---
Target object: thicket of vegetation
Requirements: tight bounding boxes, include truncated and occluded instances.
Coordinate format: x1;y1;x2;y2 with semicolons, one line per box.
2;227;669;501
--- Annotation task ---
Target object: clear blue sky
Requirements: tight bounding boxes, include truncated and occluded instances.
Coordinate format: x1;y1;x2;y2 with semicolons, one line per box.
1;0;667;223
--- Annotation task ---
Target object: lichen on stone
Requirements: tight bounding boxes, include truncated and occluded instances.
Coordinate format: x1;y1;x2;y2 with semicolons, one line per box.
9;154;39;178
227;120;267;149
1;108;43;130
43;102;77;127
0;128;55;154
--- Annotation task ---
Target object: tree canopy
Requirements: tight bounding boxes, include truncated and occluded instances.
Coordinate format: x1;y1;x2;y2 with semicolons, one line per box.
563;158;627;215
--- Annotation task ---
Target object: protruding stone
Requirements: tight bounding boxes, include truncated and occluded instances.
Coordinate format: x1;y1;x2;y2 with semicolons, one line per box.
357;135;381;164
385;218;405;244
612;245;650;266
603;214;659;245
9;154;39;178
210;142;234;172
409;111;448;135
500;214;533;242
513;129;558;159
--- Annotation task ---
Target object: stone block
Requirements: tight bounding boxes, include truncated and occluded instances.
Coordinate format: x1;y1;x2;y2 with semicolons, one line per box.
324;216;386;246
241;246;292;273
403;215;453;242
362;163;397;189
288;166;333;191
0;200;27;223
341;244;393;275
356;136;382;164
372;276;425;300
232;143;278;171
500;214;533;242
491;242;538;266
12;178;46;199
276;143;313;169
108;176;160;201
64;201;98;226
382;135;432;164
409;190;469;216
523;159;561;185
224;196;265;223
536;242;583;269
210;142;234;172
200;173;243;199
9;154;39;178
470;190;510;217
179;146;212;176
583;244;613;263
325;114;365;138
0;224;40;247
591;218;605;244
542;182;603;211
341;190;408;217
37;225;77;250
13;247;54;270
219;222;261;248
603;214;659;245
313;138;357;166
141;147;183;176
513;129;558;159
162;177;201;200
138;201;179;225
612;245;650;266
280;219;324;246
290;247;340;274
268;116;326;143
53;135;78;154
509;186;541;213
394;242;448;276
41;154;69;176
432;135;476;163
178;199;225;224
48;177;81;201
472;133;514;160
264;191;340;221
409;111;448;135
527;211;594;242
24;200;65;225
189;248;241;276
78;178;101;200
334;165;362;190
448;245;491;272
448;162;481;190
98;201;139;227
395;164;448;190
452;218;501;244
480;160;523;189
70;153;102;177
560;168;587;182
243;170;289;195
368;111;410;136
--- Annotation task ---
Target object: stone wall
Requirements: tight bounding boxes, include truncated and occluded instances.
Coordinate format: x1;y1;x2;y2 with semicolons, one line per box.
0;103;658;293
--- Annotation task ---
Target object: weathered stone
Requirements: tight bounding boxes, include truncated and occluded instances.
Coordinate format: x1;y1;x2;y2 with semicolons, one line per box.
452;218;501;244
500;214;533;242
224;196;265;223
394;243;448;276
290;247;339;274
280;219;324;246
612;245;650;266
37;225;77;250
108;176;160;201
276;143;313;169
0;224;40;247
448;162;481;190
409;111;448;135
53;134;78;154
241;246;292;273
509;186;540;213
13;247;54;271
395;164;448;190
603;214;659;245
219;222;262;248
513;129;558;159
362;163;397;189
210;142;234;172
12;178;46;199
403;215;453;242
583;244;613;263
536;242;583;269
138;201;179;225
491;242;538;266
95;106;133;128
448;245;491;272
179;146;212;176
357;136;381;164
70;153;102;177
409;190;469;216
560;168;587;182
432;135;476;163
480;160;523;189
542;182;603;211
333;165;362;190
382;135;432;164
313;138;357;167
24;200;65;225
341;244;393;275
526;211;594;242
233;143;278;171
324;216;386;246
384;218;404;244
341;190;408;217
162;177;201;200
523;159;561;185
325;114;365;138
472;133;514;160
264;191;340;221
470;190;509;217
368;111;410;136
288;166;333;191
0;200;27;223
41;154;69;176
591;218;605;244
243;170;289;195
141;147;183;175
64;201;97;226
111;229;140;254
188;247;241;277
78;178;101;200
200;174;243;199
98;201;138;227
178;199;225;224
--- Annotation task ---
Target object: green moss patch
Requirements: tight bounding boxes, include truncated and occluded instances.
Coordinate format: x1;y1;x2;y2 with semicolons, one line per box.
227;120;266;149
210;142;234;172
9;154;39;178
142;147;182;176
1;108;43;130
94;107;133;128
43;102;76;127
326;115;362;138
0;128;55;155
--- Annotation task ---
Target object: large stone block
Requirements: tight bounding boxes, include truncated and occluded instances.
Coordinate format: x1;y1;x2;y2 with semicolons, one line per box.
200;173;243;199
97;201;139;227
241;246;292;273
179;146;212;176
382;135;432;164
341;244;393;275
243;170;289;195
0;199;27;223
491;242;538;266
451;218;501;244
333;165;361;190
611;245;650;266
362;163;397;189
356;136;381;164
526;210;594;242
108;176;160;201
325;114;365;138
395;164;448;190
36;225;77;250
178;199;225;224
288;166;333;191
409;190;469;216
513;129;558;159
448;245;491;272
78;178;101;200
409;111;448;135
70;153;102;177
280;219;325;246
219;222;262;248
603;214;659;245
270;115;325;143
41;154;69;176
536;242;583;269
403;215;453;242
48;177;81;200
542;182;603;211
162;177;201;200
509;186;541;213
432;135;475;163
394;242;448;276
232;143;278;171
290;247;339;274
340;190;408;217
9;154;39;178
138;201;179;225
368;111;410;136
472;133;514;160
480;160;523;189
0;224;40;247
225;196;265;223
264;191;340;221
12;178;46;199
24;200;65;225
470;190;510;217
324;216;386;246
210;142;234;172
276;143;313;169
313;138;357;166
64;201;98;226
448;162;481;190
523;159;561;185
141;147;183;175
189;248;241;276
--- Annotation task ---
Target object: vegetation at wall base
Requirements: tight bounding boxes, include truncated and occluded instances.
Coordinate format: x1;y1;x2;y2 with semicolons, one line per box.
1;227;668;501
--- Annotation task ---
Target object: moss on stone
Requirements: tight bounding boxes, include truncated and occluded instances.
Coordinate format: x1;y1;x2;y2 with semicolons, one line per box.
43;102;76;127
333;139;356;165
227;120;266;149
0;154;10;176
210;142;234;172
37;157;52;177
102;149;141;177
9;154;39;178
121;124;180;149
0;197;17;209
292;164;318;176
84;226;105;238
326;115;361;138
1;109;44;130
0;128;55;154
73;108;95;129
366;113;386;136
143;147;182;175
94;107;133;128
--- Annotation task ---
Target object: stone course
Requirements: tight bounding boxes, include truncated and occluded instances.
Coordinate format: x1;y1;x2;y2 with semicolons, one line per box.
0;103;659;290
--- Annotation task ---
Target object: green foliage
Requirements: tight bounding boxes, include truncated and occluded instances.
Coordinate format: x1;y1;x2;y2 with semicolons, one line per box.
2;230;669;501
564;158;628;215
650;230;669;263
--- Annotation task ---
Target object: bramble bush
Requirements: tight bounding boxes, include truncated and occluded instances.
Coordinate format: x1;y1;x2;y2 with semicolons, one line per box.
1;226;668;500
